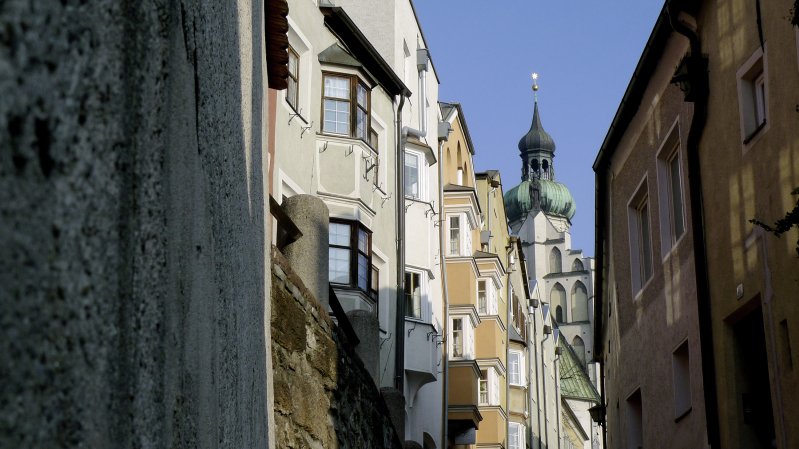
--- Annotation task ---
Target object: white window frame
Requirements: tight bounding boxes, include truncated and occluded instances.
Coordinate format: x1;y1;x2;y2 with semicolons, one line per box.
628;176;653;298
449;315;472;360
508;422;525;449
477;279;488;315
477;367;500;406
451;317;464;358
478;369;489;405
404;149;425;200
509;350;525;386
656;119;686;258
283;17;312;121
449;214;461;256
404;270;423;320
736;45;769;151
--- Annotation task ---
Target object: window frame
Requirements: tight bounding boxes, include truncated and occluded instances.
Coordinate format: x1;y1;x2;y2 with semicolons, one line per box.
328;219;373;294
404;271;422;319
509;350;525;386
628;176;653;298
321;72;371;142
478;369;489;405
449;214;461;256
508;422;524;449
477;279;488;315
736;45;769;149
405;151;422;200
451;317;464;358
286;46;300;111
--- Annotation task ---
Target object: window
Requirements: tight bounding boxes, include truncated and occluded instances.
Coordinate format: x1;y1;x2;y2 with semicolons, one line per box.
286;46;299;110
572;258;584;271
478;280;487;314
509;350;524;386
370;267;379;301
452;317;464;358
550;283;566;323
626;389;643;449
322;73;370;140
405;152;420;199
628;180;652;295
369;128;379;152
405;271;422;319
449;215;461;255
573;336;586;368
479;370;489;405
736;47;768;144
657;127;686;256
571;281;588;322
508;422;524;449
328;220;372;293
672;341;692;419
550;247;562;273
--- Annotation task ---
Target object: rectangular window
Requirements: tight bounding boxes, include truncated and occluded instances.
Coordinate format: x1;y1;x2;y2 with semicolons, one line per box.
452;317;464;358
405;272;422;319
449;215;461;255
509;350;524;386
286;47;299;110
736;47;767;144
508;422;524;449
668;151;685;240
328;220;372;294
478;280;487;314
322;73;370;140
369;128;379;152
370;266;379;300
672;341;692;419
404;152;420;199
626;389;643;449
479;369;489;405
629;179;653;296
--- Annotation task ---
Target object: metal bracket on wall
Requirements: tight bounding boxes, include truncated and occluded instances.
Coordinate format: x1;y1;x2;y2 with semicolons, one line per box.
319;141;328;153
300;121;314;138
380;192;392;207
345;144;353;156
287;108;303;125
404;200;414;212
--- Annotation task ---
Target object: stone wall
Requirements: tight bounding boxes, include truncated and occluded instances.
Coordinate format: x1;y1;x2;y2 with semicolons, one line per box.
271;248;402;449
1;1;271;447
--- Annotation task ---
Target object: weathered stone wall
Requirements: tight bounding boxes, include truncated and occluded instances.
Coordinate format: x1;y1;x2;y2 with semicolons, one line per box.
271;249;402;449
1;1;271;448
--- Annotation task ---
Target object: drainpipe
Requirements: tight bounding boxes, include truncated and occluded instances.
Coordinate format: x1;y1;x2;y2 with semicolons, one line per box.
396;48;430;391
594;159;609;449
666;4;720;449
437;120;452;448
531;305;542;448
541;333;550;448
395;93;407;393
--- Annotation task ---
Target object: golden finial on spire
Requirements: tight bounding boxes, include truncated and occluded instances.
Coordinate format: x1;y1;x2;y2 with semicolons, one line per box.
531;72;539;101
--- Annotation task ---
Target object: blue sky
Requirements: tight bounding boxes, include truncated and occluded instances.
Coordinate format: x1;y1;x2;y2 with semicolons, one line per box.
414;0;664;256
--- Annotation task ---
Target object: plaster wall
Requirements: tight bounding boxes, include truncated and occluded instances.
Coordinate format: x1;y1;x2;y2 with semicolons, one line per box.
695;1;799;447
600;32;708;449
1;1;272;447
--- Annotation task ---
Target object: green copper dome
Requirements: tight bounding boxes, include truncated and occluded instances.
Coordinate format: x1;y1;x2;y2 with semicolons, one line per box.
504;179;576;224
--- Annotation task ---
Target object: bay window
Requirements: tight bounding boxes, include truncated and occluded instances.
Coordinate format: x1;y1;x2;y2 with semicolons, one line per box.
509;350;525;386
322;73;370;140
404;152;420;199
449;215;461;255
405;271;422;319
508;423;524;449
328;219;372;293
452;317;464;358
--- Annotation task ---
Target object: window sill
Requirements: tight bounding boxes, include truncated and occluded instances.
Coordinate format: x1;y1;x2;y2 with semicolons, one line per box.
742;119;767;145
317;132;376;155
674;406;692;423
632;276;655;302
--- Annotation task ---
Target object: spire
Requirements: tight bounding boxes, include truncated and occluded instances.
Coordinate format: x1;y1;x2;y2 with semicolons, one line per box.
517;73;556;154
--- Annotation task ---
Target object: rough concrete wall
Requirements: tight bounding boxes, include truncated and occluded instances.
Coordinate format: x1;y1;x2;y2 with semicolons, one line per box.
271;249;402;449
1;1;270;448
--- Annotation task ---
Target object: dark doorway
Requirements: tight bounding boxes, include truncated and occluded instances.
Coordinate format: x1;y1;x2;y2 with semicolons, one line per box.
732;306;776;448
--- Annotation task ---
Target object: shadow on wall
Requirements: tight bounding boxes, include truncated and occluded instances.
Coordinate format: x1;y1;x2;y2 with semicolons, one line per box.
1;1;269;447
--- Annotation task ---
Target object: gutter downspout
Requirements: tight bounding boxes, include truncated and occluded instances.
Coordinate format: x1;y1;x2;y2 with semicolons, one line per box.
437;122;451;448
554;351;561;448
395;93;407;392
594;155;609;449
666;4;720;448
532;311;542;449
395;47;429;393
541;333;550;448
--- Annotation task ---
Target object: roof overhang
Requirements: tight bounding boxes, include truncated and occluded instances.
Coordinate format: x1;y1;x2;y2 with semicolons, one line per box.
319;6;410;97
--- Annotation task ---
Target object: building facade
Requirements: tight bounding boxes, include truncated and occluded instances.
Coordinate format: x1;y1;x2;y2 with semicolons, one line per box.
595;1;799;448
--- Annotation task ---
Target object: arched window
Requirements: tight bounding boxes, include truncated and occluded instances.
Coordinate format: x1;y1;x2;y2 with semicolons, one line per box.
550;283;567;323
572;258;584;271
572;336;586;367
550;247;562;274
571;281;588;322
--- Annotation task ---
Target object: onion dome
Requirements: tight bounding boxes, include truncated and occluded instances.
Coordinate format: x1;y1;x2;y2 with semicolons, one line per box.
518;102;556;153
504;179;576;224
